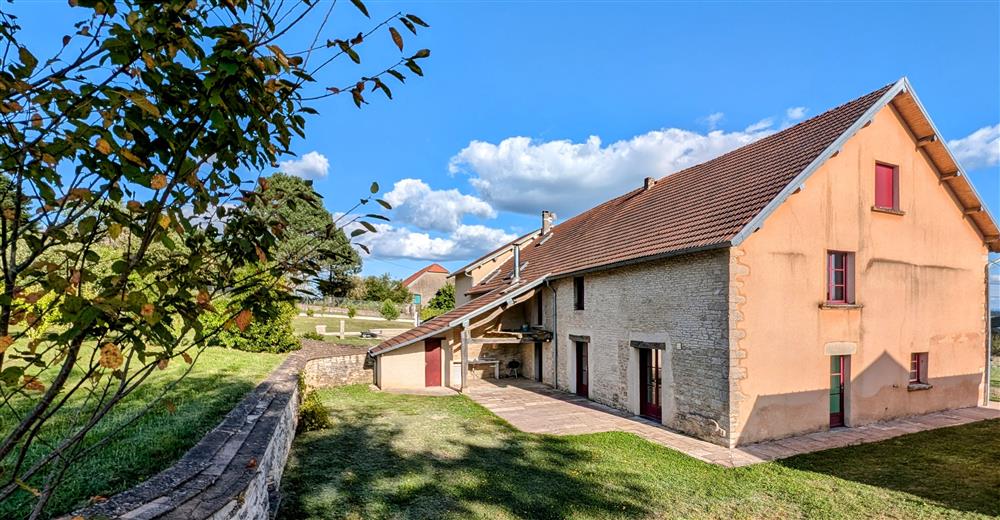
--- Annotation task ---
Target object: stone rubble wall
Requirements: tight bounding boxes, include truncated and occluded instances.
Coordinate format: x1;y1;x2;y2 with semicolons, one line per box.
65;342;369;520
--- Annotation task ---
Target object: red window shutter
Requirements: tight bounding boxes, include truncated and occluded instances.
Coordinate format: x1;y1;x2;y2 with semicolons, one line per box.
875;164;895;209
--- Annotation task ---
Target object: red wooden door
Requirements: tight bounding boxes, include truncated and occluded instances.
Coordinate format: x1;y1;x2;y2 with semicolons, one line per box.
575;341;589;398
829;355;845;427
639;349;662;420
424;338;442;387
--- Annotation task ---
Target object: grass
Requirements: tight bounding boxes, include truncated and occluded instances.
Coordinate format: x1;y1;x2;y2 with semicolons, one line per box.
0;346;286;519
280;385;1000;520
292;316;390;348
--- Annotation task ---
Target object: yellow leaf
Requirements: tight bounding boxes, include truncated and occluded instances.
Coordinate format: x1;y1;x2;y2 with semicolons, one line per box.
158;214;170;229
157;358;169;370
3;209;15;221
30;112;42;127
96;138;112;155
109;223;122;239
150;174;167;190
127;200;142;212
235;309;252;332
98;343;123;369
0;335;12;353
182;352;192;364
120;148;145;166
141;303;155;318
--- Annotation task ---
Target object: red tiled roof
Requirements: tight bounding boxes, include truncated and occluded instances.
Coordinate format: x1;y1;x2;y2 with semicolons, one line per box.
371;82;895;356
402;263;449;287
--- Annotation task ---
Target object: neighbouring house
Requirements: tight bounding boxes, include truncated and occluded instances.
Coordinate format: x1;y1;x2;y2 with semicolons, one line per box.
402;263;450;306
369;78;1000;447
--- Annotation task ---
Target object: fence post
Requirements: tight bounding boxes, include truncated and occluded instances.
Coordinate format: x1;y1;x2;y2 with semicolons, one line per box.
339;320;345;339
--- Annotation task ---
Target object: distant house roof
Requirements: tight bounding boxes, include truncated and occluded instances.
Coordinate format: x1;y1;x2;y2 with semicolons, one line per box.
372;78;1000;357
402;263;449;288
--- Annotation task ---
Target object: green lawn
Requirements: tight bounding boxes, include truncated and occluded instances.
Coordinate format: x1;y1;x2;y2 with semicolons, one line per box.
280;385;1000;520
1;346;286;519
292;316;390;349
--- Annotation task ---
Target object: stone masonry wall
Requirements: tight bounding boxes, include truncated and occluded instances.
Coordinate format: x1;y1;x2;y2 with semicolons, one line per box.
303;354;372;388
553;249;732;445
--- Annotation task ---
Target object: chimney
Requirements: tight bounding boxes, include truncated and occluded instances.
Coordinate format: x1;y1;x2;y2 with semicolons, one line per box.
512;245;521;282
541;210;555;235
644;177;656;190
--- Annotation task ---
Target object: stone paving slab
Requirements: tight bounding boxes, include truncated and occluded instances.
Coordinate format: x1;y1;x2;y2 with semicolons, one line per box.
465;379;1000;468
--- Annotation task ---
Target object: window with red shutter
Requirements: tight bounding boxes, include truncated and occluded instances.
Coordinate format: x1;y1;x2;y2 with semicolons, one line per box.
875;163;897;210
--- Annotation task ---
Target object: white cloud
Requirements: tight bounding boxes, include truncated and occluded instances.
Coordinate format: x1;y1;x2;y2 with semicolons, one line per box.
279;151;330;179
702;112;724;130
786;106;808;121
448;125;776;216
355;222;516;261
384;178;496;232
949;124;1000;170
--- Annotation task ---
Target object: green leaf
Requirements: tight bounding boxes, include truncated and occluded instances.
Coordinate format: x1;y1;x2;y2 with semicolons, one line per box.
406;14;430;27
351;228;366;237
350;0;370;17
373;79;392;99
389;27;403;51
357;243;371;254
361;221;376;233
18;47;37;73
404;60;423;76
376;198;392;210
387;69;406;83
412;49;430;59
126;92;161;117
400;17;417;34
370;182;379;194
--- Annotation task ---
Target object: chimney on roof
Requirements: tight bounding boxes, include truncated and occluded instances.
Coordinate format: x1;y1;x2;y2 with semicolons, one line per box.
541;210;555;235
644;177;656;191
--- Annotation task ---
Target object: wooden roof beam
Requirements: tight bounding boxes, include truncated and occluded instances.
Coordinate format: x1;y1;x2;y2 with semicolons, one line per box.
916;134;938;147
963;206;982;215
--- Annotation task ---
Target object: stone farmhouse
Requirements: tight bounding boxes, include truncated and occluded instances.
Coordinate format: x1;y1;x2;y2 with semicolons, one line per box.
402;263;450;306
369;78;999;447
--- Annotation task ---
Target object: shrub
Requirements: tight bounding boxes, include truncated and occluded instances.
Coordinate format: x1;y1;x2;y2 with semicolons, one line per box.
305;308;315;317
992;331;1000;357
420;306;445;321
301;331;325;341
202;266;301;354
298;391;332;433
346;304;357;319
379;299;400;321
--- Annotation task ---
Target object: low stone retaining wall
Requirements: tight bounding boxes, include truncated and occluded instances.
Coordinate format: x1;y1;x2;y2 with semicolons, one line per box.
303;353;372;388
67;342;370;520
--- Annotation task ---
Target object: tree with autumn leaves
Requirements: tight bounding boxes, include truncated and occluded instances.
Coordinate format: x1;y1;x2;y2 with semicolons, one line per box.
0;0;429;516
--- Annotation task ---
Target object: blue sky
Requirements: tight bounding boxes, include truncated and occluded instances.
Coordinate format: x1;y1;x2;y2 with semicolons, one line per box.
10;1;1000;285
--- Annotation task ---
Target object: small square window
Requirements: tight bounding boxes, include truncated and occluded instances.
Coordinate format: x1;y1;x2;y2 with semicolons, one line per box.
826;251;855;304
909;353;928;384
573;276;585;310
875;163;899;210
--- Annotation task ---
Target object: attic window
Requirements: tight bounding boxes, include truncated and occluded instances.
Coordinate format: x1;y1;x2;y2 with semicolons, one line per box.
874;163;899;212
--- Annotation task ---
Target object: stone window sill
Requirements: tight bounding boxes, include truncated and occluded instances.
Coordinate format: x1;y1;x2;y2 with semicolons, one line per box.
871;206;905;216
819;303;864;310
907;383;933;392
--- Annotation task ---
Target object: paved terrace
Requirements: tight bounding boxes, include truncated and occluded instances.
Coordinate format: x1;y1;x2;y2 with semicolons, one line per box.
464;379;1000;468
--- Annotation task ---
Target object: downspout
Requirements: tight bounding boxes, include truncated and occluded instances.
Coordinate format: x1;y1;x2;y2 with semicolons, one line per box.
987;259;999;405
546;279;558;389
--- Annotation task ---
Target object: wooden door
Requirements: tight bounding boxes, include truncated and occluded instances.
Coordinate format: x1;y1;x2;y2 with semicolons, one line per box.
534;342;543;381
829;355;846;427
575;341;589;398
424;338;442;387
639;348;662;420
